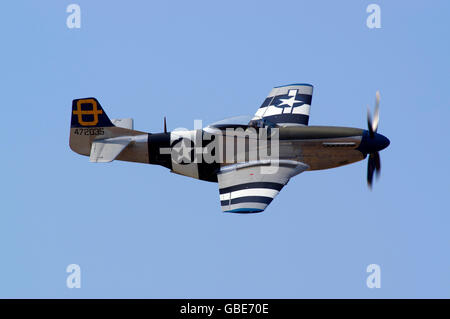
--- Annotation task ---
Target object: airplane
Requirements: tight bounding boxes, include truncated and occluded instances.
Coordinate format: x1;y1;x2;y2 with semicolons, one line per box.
69;83;390;213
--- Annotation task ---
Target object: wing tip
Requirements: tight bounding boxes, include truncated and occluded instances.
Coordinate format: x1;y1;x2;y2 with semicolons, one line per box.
223;208;264;214
273;83;313;88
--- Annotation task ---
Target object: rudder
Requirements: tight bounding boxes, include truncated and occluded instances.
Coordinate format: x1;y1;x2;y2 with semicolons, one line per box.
71;98;114;128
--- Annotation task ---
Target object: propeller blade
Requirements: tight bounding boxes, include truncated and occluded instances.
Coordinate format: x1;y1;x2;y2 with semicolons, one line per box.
367;105;374;137
367;152;382;189
374;151;381;178
367;153;375;189
372;91;380;133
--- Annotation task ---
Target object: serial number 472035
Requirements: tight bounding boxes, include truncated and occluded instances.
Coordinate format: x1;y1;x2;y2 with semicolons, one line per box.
73;128;104;136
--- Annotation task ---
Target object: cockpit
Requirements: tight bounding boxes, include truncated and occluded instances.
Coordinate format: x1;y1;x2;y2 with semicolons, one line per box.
205;115;279;131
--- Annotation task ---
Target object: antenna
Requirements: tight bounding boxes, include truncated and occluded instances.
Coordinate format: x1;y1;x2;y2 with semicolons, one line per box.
164;116;167;133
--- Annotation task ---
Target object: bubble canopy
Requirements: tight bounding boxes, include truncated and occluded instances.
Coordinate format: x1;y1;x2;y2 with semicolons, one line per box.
205;115;254;128
205;115;278;130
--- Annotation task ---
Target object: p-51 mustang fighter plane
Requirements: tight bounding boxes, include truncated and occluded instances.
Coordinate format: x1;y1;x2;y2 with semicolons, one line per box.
69;84;390;213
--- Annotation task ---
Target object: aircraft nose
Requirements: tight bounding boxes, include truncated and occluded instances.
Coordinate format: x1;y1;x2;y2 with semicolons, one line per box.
357;131;390;154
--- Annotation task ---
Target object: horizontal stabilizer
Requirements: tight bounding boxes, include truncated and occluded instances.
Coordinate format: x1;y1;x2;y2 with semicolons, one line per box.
111;118;134;130
89;136;133;163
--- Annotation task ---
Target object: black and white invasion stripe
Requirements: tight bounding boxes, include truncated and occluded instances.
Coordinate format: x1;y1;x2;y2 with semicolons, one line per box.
252;83;313;126
219;182;285;213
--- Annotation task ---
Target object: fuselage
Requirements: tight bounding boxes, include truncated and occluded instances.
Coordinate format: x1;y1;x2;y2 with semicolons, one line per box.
143;125;390;182
71;123;389;183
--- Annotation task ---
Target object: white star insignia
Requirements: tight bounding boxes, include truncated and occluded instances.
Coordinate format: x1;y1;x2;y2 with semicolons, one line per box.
172;138;193;164
278;95;302;107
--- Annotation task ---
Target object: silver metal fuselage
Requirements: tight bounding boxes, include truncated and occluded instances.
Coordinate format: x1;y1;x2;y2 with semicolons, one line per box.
71;124;382;182
154;125;373;182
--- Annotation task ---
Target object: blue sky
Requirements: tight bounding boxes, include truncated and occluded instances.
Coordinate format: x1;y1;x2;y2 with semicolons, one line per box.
1;0;449;298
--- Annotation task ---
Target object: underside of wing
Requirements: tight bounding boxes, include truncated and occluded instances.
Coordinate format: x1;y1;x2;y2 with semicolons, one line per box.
251;83;313;127
217;160;309;213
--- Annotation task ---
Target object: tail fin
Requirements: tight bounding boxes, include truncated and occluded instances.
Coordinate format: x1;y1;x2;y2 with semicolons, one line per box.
70;98;115;156
69;97;149;164
71;98;114;128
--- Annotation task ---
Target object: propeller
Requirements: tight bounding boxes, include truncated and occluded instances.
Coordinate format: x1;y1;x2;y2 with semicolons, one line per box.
366;91;381;189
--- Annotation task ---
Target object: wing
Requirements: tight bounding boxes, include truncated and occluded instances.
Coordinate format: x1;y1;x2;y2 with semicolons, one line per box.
251;83;313;127
217;160;309;213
